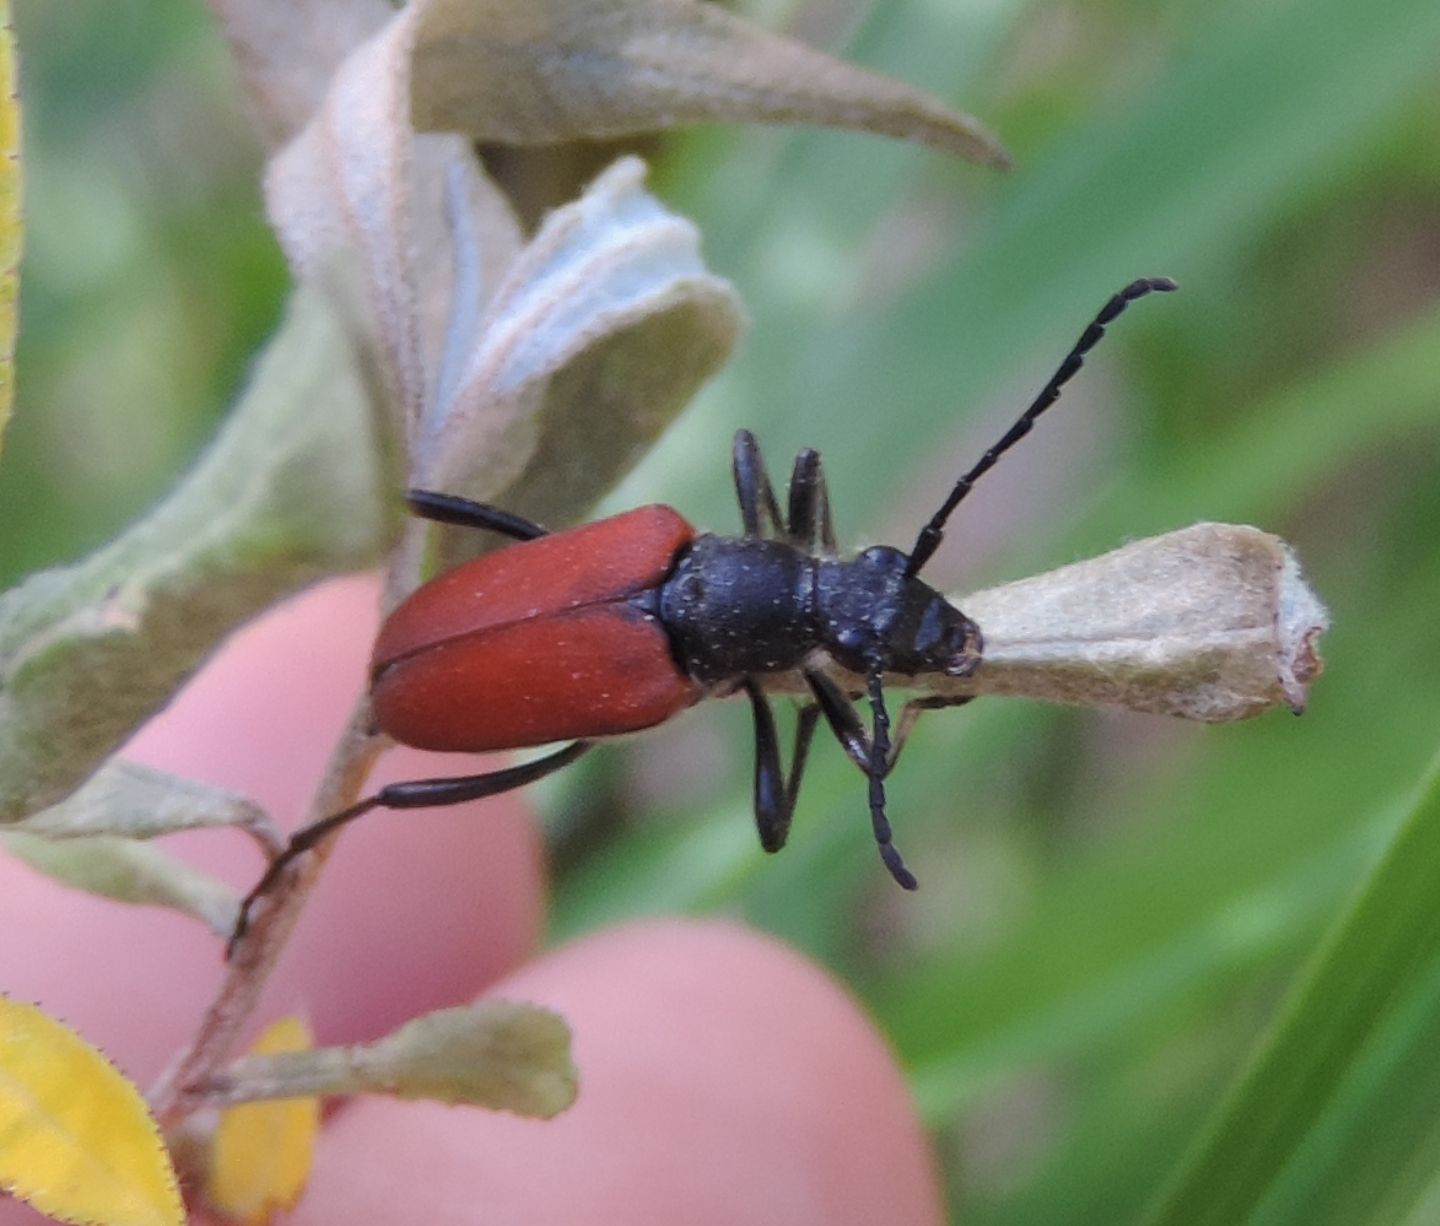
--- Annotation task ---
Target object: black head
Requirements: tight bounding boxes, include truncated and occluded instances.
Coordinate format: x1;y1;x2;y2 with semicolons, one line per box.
817;545;982;677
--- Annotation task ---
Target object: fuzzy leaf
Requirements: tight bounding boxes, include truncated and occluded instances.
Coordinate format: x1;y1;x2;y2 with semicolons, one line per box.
202;1002;577;1120
263;18;493;431
0;996;183;1226
0;284;385;821
415;155;745;525
207;1017;319;1225
410;0;1009;166
265;9;743;526
11;759;280;850
0;0;19;456
1;830;241;936
207;0;392;149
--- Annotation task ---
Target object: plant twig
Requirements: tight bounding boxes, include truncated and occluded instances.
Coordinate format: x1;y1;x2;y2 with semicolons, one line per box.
147;701;385;1126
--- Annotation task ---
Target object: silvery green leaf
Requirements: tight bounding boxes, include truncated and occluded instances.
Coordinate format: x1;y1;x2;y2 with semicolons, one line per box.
410;0;1009;167
264;13;525;440
199;1002;576;1120
414;156;745;527
10;760;280;853
264;8;742;529
207;0;392;149
0;285;384;820
1;830;241;937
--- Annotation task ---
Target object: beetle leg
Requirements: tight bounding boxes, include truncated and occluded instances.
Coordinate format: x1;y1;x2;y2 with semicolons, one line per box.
808;671;974;778
228;741;591;957
744;679;821;853
865;668;918;890
406;489;548;541
732;429;785;538
888;694;975;773
805;666;917;887
786;449;838;556
805;668;872;774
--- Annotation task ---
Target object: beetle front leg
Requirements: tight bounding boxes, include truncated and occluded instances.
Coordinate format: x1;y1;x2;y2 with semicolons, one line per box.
807;671;972;779
228;740;592;956
732;430;785;538
786;449;838;556
889;694;975;773
865;669;918;890
744;680;821;853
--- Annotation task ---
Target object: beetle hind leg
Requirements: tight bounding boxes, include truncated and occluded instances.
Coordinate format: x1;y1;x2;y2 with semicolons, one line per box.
732;430;786;538
228;740;592;957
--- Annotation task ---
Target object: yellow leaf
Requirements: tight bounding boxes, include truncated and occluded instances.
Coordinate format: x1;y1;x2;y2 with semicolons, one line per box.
207;1016;319;1225
0;995;183;1226
0;0;20;455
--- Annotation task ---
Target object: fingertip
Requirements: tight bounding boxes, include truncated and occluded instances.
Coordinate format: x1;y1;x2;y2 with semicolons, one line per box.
293;920;942;1226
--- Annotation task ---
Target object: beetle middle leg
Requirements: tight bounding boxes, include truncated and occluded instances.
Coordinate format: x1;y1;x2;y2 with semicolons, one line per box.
732;429;786;538
228;740;592;956
786;449;837;555
743;679;822;854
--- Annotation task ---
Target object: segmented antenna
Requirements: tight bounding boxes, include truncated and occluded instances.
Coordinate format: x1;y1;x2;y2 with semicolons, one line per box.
905;276;1178;576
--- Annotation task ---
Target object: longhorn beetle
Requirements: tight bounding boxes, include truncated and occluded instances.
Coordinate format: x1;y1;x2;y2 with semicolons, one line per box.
231;277;1176;948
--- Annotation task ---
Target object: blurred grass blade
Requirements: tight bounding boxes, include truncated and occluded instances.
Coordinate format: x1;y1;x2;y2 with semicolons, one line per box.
1146;750;1440;1226
0;0;19;456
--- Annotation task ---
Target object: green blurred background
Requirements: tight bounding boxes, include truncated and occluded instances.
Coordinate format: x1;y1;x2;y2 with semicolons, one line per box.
7;0;1440;1221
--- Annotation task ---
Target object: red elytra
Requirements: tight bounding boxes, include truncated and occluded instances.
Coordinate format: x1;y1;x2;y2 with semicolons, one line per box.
371;505;702;751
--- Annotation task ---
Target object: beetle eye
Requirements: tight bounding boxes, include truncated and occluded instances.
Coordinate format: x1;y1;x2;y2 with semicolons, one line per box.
944;620;982;677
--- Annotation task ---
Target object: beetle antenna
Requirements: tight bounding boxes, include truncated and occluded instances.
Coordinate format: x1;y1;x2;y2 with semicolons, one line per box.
905;276;1178;576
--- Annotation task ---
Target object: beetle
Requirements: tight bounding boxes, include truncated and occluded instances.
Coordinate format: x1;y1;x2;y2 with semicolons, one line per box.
231;277;1176;946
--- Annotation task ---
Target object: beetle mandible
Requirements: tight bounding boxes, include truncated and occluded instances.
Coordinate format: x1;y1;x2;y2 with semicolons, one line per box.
232;277;1176;946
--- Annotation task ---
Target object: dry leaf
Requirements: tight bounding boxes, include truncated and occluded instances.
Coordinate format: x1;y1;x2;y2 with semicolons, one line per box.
768;523;1329;722
207;1016;320;1225
410;0;1009;166
0;996;183;1226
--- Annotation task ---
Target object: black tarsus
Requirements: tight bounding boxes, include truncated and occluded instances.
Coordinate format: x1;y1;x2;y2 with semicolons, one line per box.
865;667;917;889
906;276;1178;576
